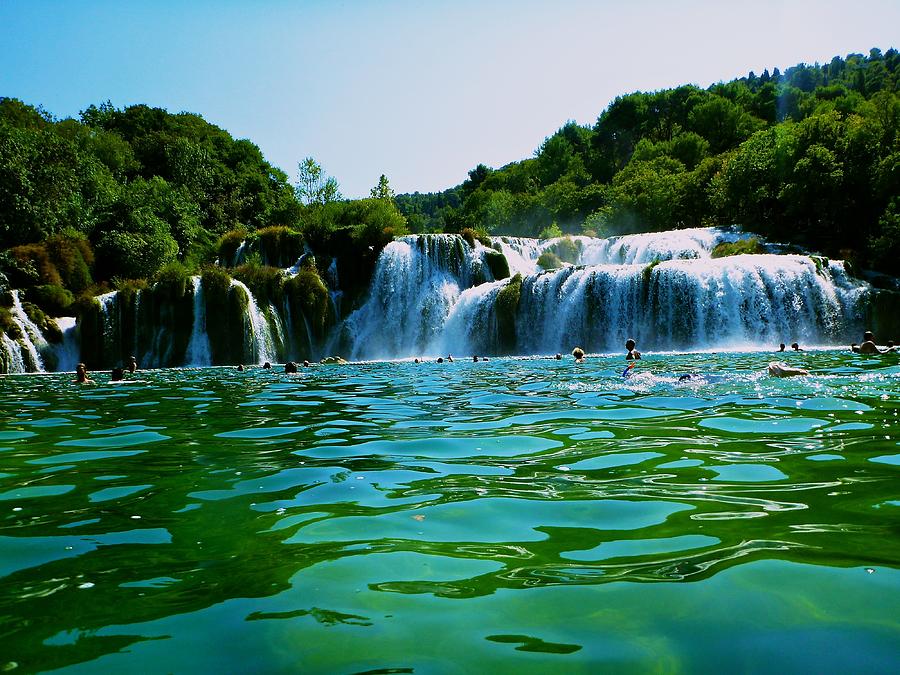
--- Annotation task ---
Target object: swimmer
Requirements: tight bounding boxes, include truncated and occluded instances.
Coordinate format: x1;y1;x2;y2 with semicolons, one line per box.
447;354;454;363
111;366;125;381
791;342;803;351
285;361;298;374
625;339;641;360
572;347;585;363
303;360;310;367
437;357;444;364
237;364;244;371
128;355;138;373
414;358;420;364
555;353;562;360
473;355;479;362
777;343;786;352
74;363;93;384
853;331;881;355
263;361;272;369
768;362;809;377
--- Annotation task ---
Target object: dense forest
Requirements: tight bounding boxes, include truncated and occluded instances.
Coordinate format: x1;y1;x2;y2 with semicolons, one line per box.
0;47;898;335
398;48;900;277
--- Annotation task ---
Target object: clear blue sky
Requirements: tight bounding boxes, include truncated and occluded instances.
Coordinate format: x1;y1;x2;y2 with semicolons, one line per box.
1;0;898;197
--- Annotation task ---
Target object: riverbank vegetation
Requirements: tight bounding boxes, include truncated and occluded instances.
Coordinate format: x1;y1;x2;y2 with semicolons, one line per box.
398;48;900;276
1;47;898;326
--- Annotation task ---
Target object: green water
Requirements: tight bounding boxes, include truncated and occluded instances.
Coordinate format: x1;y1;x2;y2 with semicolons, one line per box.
1;352;898;673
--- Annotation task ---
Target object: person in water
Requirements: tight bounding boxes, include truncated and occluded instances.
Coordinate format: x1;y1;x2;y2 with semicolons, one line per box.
852;331;881;355
625;339;641;360
285;361;298;373
237;364;245;371
128;355;137;373
555;353;562;360
111;366;125;381
437;357;444;363
777;343;786;352
768;362;810;377
472;355;479;362
791;342;803;351
263;361;272;369
74;363;93;384
572;347;586;363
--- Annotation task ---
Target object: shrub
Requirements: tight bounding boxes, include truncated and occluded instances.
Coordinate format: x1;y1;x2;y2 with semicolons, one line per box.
233;264;286;305
537;251;563;270
43;232;94;292
28;284;74;316
9;244;60;287
154;261;191;301
255;226;305;267
547;236;582;265
216;228;248;267
710;237;764;258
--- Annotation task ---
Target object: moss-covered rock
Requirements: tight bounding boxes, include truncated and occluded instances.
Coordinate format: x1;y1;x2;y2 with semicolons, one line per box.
495;273;522;351
255;226;305;267
201;267;247;364
483;250;510;281
217;229;247;267
547;236;582;265
233;264;286;306
285;265;331;359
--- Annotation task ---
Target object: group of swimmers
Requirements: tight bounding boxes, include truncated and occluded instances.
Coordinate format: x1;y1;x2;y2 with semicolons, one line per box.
75;356;137;384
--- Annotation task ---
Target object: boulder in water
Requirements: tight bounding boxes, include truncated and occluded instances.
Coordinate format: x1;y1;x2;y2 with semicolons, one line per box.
319;356;348;365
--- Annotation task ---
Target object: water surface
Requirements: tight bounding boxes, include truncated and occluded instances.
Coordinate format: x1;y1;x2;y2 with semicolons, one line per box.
1;351;898;673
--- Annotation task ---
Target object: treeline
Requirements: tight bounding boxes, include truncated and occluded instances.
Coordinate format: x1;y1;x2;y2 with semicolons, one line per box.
397;48;900;275
0;98;407;323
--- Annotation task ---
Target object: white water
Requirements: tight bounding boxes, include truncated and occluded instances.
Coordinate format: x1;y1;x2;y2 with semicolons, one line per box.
345;235;499;360
1;332;26;373
185;276;212;366
230;279;276;364
344;228;870;359
53;317;80;372
10;290;47;371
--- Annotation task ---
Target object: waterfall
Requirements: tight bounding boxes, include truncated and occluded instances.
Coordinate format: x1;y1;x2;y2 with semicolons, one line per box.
343;229;870;359
344;235;497;359
1;332;26;373
230;279;275;364
185;276;212;366
10;290;47;371
53;317;80;372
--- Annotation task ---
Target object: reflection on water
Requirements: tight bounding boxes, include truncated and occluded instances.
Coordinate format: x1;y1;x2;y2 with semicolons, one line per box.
0;351;898;672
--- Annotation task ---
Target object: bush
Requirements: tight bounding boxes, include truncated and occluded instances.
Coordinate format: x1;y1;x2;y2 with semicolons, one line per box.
547;236;582;264
43;232;94;292
255;226;305;267
28;284;74;316
96;228;179;279
537;251;563;270
217;228;247;267
153;261;191;301
9;244;60;287
233;264;286;305
710;237;764;258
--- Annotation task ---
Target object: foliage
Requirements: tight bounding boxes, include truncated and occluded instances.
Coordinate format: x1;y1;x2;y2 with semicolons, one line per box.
393;48;900;274
27;284;74;316
537;251;564;270
710;237;765;258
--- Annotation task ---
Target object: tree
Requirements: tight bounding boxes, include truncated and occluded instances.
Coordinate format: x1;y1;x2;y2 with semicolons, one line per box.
295;156;341;206
370;174;395;201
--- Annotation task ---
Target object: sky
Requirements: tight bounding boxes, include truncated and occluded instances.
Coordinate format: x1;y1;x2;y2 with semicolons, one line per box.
1;0;898;198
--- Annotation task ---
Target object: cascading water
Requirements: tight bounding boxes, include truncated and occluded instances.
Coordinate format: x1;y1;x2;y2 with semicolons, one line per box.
343;228;870;359
230;279;276;364
53;317;80;372
1;332;26;373
344;234;500;359
10;290;47;371
185;277;212;366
